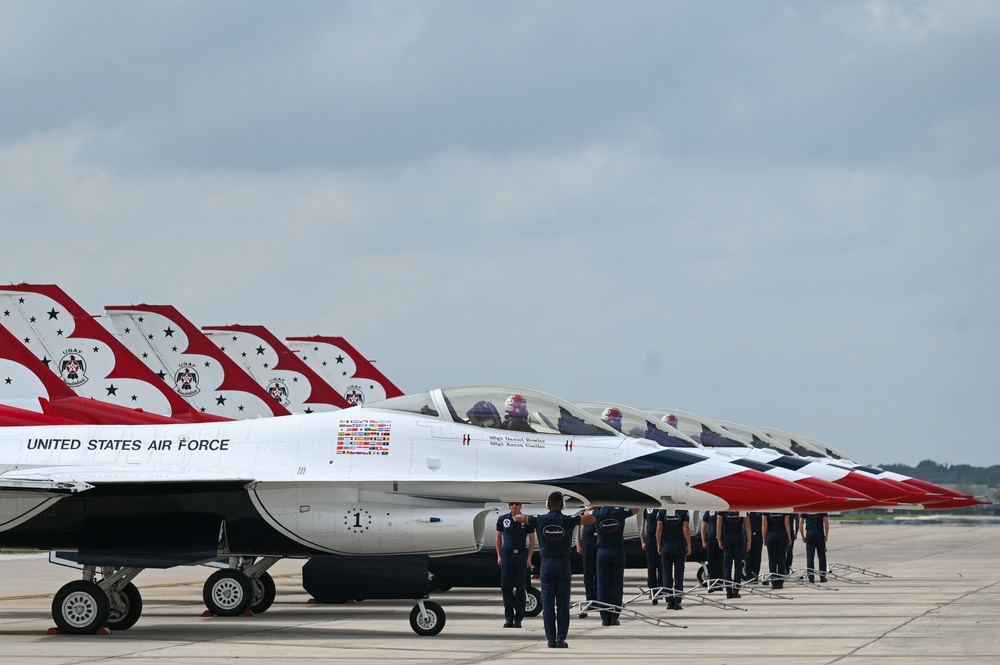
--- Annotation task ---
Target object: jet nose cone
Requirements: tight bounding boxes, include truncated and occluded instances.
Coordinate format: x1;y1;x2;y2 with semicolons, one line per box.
794;476;883;511
692;469;826;511
831;471;912;503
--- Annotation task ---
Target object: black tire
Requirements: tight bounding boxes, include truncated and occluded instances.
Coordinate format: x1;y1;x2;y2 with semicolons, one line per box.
203;569;253;617
409;600;446;636
52;580;110;635
696;564;708;585
524;586;542;617
249;572;277;614
106;582;143;631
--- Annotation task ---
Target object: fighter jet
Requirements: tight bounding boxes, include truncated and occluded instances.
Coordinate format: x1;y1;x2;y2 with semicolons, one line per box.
0;385;825;635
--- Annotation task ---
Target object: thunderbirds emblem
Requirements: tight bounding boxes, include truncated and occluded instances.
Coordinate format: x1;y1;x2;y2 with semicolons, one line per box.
59;351;88;387
173;363;201;396
344;385;365;406
267;379;290;406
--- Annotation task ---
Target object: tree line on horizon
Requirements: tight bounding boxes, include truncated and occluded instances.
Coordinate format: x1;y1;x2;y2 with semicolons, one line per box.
879;460;999;488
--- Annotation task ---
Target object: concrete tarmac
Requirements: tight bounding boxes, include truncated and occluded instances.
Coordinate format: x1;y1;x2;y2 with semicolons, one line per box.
1;522;999;664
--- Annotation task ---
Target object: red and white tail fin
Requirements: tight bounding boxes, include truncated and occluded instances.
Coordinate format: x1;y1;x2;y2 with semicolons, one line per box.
105;304;291;419
202;325;349;413
0;284;215;423
285;336;404;406
0;322;179;425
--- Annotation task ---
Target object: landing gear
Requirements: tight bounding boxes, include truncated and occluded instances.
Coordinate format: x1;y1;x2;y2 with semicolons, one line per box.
409;599;446;636
52;580;110;635
50;564;145;634
106;582;143;631
525;586;542;617
249;572;276;614
201;556;280;616
203;569;253;616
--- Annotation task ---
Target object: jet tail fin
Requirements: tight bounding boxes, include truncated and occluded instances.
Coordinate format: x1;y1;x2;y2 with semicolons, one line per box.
202;324;348;412
105;304;290;419
0;284;214;422
285;336;404;406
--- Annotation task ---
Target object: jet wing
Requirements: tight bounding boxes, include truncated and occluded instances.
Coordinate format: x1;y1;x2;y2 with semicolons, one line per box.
0;477;93;494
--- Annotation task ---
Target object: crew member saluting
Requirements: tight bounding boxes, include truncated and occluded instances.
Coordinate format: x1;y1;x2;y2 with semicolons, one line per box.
496;501;536;628
516;492;596;649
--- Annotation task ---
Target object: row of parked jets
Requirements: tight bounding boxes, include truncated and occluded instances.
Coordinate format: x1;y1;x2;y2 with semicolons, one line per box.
0;283;985;635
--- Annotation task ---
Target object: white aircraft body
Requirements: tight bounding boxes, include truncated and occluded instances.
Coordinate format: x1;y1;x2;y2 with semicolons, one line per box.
0;385;823;635
577;402;880;513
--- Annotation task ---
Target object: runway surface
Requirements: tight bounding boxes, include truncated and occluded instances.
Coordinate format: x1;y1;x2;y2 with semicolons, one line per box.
2;521;999;664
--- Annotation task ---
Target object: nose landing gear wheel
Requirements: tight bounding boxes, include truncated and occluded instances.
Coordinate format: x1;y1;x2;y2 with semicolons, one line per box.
52;581;110;635
203;570;253;616
249;572;276;614
409;600;446;636
525;586;542;617
106;582;143;631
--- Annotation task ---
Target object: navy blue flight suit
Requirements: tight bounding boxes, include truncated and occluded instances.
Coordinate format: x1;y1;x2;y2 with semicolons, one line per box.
785;513;799;572
641;508;662;599
764;512;790;589
802;513;828;582
743;512;763;583
701;510;721;591
718;511;748;598
578;521;597;617
592;506;632;625
526;510;583;645
658;509;690;609
497;511;534;626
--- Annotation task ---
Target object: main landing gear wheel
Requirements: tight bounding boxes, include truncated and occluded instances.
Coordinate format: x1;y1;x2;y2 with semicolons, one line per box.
203;569;253;616
106;582;143;631
249;572;276;614
697;564;708;585
409;600;446;636
52;580;110;635
524;586;542;617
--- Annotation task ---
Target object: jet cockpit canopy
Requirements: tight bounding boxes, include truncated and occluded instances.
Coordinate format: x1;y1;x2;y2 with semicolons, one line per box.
643;407;749;449
576;402;700;448
371;386;619;437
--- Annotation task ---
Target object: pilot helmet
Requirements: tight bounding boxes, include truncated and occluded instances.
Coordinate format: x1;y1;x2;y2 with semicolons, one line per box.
504;394;528;420
601;406;623;431
663;414;679;428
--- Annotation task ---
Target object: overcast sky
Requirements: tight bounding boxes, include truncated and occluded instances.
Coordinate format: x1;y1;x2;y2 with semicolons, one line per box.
2;1;997;467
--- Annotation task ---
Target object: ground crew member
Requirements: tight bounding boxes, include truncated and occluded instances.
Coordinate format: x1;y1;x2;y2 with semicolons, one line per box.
496;501;536;627
575;520;597;618
656;509;691;609
591;505;638;626
700;510;722;592
716;511;751;598
786;513;799;573
762;512;791;589
516;492;596;649
640;508;662;603
800;512;829;583
743;511;763;583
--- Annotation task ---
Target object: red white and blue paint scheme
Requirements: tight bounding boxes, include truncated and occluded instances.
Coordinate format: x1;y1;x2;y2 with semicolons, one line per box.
0;385;825;634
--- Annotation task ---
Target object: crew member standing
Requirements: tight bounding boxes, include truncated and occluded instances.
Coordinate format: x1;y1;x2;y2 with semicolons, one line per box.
700;510;721;592
575;520;597;618
591;505;638;626
743;511;763;584
656;509;691;610
640;508;662;603
799;512;829;583
785;513;799;573
496;501;536;628
716;511;751;598
762;512;791;589
516;492;596;649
